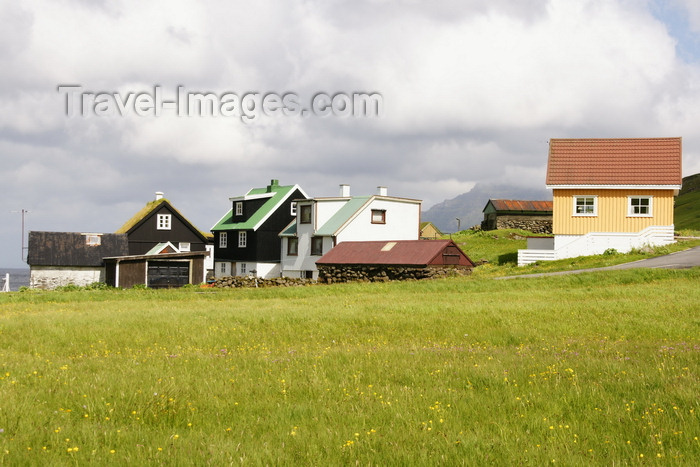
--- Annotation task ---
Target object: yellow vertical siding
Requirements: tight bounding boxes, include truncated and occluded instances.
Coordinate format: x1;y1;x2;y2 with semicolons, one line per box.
552;189;675;235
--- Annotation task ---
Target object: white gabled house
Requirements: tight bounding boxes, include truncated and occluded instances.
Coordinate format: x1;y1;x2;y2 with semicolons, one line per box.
280;185;421;279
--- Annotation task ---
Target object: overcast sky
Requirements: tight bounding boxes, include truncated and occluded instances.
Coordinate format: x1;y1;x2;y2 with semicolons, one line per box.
2;0;700;267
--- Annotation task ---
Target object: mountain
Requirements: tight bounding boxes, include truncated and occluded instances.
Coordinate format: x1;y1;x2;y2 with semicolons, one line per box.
422;183;551;233
675;173;700;231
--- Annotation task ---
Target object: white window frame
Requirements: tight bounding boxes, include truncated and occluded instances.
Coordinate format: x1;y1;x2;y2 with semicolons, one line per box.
235;202;243;216
573;196;597;217
238;231;247;248
290;202;297;216
84;234;102;246
157;214;172;230
178;242;191;252
219;232;228;248
628;196;653;217
240;263;247;274
219;262;227;274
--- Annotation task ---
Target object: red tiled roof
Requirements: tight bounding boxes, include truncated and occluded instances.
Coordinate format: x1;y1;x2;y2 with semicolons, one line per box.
316;240;474;267
489;199;553;212
546;138;682;186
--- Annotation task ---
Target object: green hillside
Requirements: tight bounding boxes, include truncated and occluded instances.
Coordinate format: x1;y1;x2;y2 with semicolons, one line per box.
675;173;700;231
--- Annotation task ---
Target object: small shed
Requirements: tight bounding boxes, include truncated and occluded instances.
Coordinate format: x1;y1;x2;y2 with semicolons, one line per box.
27;231;129;289
316;240;474;282
419;221;443;239
481;199;553;233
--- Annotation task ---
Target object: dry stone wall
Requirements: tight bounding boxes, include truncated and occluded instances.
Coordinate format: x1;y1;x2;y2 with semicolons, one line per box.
317;265;471;284
495;215;552;234
212;276;314;288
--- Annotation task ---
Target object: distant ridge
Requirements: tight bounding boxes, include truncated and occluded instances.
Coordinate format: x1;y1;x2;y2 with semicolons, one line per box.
422;183;551;233
675;173;700;230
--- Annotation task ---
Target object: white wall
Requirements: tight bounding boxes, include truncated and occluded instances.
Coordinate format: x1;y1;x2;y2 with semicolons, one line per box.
281;197;421;279
337;199;420;242
30;266;104;289
215;261;231;278
518;226;675;266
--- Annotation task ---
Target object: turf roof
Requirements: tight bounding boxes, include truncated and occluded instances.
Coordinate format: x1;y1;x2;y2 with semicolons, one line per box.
116;198;213;241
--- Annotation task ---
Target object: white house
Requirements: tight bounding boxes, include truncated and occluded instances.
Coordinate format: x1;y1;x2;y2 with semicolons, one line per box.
280;185;421;279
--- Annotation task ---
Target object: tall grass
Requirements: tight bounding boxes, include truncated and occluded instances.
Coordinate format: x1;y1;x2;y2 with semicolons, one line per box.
0;269;699;464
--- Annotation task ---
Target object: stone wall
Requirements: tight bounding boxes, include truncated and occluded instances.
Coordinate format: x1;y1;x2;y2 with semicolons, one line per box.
212;276;314;288
317;265;471;284
30;266;104;290
495;215;552;234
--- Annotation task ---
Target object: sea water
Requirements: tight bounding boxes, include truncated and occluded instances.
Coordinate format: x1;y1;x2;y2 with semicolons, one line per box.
0;268;31;291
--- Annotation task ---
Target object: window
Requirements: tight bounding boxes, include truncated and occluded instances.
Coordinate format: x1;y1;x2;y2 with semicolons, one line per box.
300;205;312;224
219;262;227;274
290;202;297;216
628;196;652;216
371;209;386;224
573;196;597;216
219;232;228;248
287;237;298;256
240;263;246;274
235;202;243;216
238;231;247;248
179;242;190;252
157;214;172;230
311;237;323;256
84;234;101;246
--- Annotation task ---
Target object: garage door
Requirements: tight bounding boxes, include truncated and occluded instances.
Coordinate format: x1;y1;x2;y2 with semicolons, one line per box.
147;261;190;289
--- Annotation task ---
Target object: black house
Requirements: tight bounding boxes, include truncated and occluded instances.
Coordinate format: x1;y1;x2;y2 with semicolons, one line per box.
211;179;308;278
116;192;213;256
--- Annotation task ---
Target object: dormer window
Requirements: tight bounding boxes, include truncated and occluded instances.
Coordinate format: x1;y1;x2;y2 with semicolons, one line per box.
235;202;243;216
84;234;102;246
157;214;172;230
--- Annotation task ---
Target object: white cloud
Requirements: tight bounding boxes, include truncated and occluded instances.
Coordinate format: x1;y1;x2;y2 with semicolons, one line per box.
1;0;700;266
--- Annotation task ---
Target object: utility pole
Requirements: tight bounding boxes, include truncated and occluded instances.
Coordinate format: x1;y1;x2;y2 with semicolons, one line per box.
11;209;30;262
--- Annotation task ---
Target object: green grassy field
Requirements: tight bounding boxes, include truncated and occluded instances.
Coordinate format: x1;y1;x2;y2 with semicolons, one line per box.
675;173;700;231
1;269;699;465
449;229;700;277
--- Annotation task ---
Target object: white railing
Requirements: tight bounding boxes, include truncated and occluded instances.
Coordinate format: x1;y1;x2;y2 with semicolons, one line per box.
517;225;675;267
517;249;557;267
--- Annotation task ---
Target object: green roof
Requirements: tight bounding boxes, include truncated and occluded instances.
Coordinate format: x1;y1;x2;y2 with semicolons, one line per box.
279;220;297;237
315;196;371;236
212;183;297;231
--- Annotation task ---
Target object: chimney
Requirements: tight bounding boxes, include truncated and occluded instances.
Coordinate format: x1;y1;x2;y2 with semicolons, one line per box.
340;184;351;197
377;186;387;196
267;179;279;192
155;191;164;200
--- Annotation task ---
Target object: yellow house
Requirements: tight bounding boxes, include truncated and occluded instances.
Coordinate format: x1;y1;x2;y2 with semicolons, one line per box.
518;137;682;266
420;221;443;239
